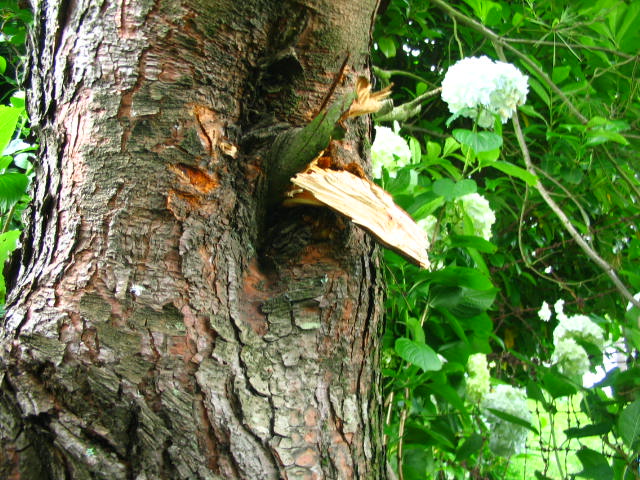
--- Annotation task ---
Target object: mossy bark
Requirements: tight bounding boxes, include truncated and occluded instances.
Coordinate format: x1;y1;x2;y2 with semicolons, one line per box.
0;1;386;479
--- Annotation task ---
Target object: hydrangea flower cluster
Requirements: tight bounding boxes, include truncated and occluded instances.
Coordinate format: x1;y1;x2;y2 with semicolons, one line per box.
481;384;532;457
538;301;552;322
370;123;412;178
465;353;490;404
552;338;590;382
545;300;605;382
553;314;605;350
456;193;496;240
441;56;529;128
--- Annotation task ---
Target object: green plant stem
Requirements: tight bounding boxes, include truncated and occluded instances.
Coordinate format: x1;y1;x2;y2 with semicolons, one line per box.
548;406;566;479
430;0;589;124
372;66;432;86
1;203;17;234
383;390;395;447
397;387;410;480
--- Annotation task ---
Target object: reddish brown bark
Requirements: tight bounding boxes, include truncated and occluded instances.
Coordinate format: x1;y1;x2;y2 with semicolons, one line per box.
0;0;386;479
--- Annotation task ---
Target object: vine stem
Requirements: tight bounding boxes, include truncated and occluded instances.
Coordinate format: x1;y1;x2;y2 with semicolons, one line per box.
397;387;410;480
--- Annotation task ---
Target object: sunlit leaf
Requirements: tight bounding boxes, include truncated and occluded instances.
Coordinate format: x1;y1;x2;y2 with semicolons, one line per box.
0;106;21;154
489;161;537;186
0;172;28;211
618;398;640;449
452;129;502;153
394;337;442;372
377;36;396;58
575;447;613;480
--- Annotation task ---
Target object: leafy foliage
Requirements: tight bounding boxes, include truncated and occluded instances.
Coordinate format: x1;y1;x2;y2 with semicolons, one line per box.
373;0;640;478
0;1;33;306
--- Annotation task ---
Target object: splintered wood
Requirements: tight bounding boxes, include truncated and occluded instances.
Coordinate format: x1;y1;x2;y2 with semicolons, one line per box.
287;165;430;269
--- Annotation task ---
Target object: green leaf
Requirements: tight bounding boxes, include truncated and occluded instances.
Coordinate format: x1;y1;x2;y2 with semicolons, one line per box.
0;230;21;303
402;446;432;480
456;432;483;461
432;178;454;199
528;77;550;106
432;178;476;201
585;129;629;146
0;172;29;211
541;370;578;398
406;317;425;344
425;141;441;162
377;36;396;58
618;398;640;449
486;408;539;435
476;147;500;163
564;422;611;439
430;266;493;290
0;106;22;154
408;136;421;163
438;309;469;344
551;65;571;84
394;337;442;372
489;161;538;186
442;137;460;157
449;235;497;254
575;447;613;480
452;129;502;153
0;56;6;75
431;286;497;318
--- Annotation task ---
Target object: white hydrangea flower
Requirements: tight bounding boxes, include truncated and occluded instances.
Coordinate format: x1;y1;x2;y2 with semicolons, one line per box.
465;353;491;404
538;301;552;322
417;215;438;240
457;193;496;240
554;299;568;321
371;123;412;178
441;55;528;128
553;314;605;350
552;338;590;382
481;384;532;457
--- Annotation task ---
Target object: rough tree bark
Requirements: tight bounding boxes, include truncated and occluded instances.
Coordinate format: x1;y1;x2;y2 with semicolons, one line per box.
0;1;386;479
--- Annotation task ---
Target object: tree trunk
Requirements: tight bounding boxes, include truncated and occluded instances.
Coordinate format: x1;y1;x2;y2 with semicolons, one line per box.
0;1;386;479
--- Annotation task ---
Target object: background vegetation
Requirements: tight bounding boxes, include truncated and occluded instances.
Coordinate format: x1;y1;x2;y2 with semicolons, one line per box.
0;0;638;478
0;0;33;310
372;0;639;478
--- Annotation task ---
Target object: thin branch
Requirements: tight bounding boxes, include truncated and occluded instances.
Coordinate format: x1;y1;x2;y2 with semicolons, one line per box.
375;87;442;123
511;108;640;311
